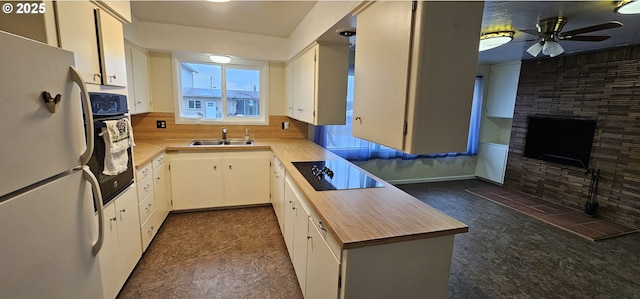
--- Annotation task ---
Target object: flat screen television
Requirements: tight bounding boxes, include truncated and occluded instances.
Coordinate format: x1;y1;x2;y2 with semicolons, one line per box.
523;116;597;169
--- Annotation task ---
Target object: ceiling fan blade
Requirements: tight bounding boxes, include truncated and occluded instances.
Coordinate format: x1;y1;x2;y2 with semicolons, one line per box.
559;21;623;37
559;35;611;42
520;29;542;36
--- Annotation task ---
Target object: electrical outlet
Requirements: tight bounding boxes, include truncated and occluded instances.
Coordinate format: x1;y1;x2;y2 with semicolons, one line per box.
156;120;167;129
282;121;290;130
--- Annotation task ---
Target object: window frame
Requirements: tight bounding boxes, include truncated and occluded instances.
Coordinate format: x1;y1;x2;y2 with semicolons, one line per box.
172;52;269;125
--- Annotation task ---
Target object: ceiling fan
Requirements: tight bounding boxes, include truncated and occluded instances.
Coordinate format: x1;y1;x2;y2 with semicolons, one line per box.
521;16;623;57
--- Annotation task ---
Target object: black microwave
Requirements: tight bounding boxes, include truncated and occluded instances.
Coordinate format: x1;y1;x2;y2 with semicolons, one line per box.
87;92;128;117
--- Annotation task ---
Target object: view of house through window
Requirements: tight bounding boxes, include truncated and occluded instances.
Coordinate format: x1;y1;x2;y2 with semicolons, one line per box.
175;57;267;124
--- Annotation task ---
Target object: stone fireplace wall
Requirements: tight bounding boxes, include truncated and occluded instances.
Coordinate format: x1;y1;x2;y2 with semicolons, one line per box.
505;45;640;229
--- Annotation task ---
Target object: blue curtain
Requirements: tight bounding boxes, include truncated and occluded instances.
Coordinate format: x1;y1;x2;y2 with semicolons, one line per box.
314;76;484;161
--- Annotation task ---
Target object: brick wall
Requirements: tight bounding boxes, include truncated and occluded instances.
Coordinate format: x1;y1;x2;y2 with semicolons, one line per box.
505;45;640;229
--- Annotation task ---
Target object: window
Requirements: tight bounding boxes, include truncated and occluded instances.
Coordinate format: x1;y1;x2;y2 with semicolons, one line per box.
187;100;202;110
173;53;268;124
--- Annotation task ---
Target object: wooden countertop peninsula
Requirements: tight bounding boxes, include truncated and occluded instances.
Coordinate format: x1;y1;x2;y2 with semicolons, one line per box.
133;139;468;249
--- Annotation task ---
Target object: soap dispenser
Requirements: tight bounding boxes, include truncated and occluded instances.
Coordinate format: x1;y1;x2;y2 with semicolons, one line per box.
244;129;250;143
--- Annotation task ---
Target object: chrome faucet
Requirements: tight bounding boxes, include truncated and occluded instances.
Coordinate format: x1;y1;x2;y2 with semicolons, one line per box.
221;127;227;143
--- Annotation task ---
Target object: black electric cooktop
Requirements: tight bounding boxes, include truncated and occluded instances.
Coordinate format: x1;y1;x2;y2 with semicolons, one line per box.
292;160;384;191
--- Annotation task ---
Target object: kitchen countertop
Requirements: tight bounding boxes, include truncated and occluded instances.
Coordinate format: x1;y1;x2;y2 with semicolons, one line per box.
133;138;468;249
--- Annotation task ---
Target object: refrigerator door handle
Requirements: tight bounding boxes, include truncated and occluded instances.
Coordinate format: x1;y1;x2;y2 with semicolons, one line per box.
81;165;104;256
70;66;94;165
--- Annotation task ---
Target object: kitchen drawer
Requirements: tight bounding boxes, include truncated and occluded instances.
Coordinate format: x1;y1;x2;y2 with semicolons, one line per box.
136;162;152;181
152;153;165;170
140;210;157;251
138;192;155;224
136;173;153;202
308;209;341;261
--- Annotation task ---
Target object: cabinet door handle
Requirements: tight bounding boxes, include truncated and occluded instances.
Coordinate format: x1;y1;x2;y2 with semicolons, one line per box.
143;168;149;175
144;184;151;191
213;165;217;170
109;74;117;80
148;226;154;234
318;221;327;232
120;208;126;213
109;217;117;222
229;165;232;170
355;116;361;121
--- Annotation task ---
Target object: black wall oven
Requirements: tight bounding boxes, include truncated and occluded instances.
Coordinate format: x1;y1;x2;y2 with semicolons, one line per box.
86;92;134;206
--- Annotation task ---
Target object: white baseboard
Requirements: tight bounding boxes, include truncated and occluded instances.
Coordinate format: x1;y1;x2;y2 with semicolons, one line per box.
387;175;477;185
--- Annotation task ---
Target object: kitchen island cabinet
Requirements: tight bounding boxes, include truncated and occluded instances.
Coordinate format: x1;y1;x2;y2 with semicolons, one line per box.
352;1;484;154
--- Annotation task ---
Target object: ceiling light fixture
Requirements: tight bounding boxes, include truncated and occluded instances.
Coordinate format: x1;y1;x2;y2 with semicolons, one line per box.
526;42;543;57
207;0;231;3
526;40;564;58
478;31;514;51
209;55;232;64
615;0;640;14
542;40;564;57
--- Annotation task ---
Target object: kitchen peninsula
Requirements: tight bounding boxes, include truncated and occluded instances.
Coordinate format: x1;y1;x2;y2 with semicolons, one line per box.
133;138;468;299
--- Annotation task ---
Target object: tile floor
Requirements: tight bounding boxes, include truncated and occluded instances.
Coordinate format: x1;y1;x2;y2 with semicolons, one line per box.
118;207;303;299
119;180;640;298
466;186;638;241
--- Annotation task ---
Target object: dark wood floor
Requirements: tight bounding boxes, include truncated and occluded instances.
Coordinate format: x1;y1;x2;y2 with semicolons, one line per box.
119;179;640;298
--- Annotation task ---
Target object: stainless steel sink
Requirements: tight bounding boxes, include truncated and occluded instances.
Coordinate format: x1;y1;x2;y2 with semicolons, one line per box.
189;139;254;146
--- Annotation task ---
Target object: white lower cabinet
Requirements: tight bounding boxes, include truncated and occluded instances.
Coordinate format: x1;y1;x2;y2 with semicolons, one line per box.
282;176;341;299
271;154;286;232
170;157;223;210
98;185;142;299
169;151;271;210
153;155;171;223
284;177;311;294
306;217;341;299
475;142;509;184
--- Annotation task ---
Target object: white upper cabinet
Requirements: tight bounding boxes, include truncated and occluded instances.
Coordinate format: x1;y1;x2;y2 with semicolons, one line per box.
56;1;102;85
56;1;127;87
97;10;127;87
485;61;522;118
286;43;349;125
125;42;152;114
352;1;484;154
93;0;132;23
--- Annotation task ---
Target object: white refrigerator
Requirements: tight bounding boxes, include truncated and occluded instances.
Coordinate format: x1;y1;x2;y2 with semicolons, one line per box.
0;31;105;298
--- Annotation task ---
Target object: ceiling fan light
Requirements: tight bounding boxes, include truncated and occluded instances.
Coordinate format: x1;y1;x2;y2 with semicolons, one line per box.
615;0;640;14
478;31;514;51
542;41;564;56
527;42;543;57
549;42;564;57
209;55;232;64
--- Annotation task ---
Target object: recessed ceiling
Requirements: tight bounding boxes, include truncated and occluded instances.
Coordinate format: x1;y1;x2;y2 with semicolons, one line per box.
479;1;640;64
130;1;317;38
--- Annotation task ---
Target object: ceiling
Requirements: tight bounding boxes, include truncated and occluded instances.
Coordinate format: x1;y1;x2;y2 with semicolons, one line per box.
131;1;640;64
479;1;640;64
130;1;317;38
